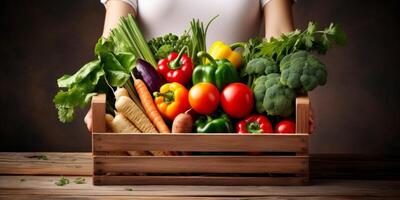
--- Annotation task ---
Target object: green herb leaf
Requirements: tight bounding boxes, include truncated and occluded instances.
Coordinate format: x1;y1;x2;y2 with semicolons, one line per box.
254;22;346;62
54;75;101;122
55;176;70;186
73;177;86;184
37;154;48;160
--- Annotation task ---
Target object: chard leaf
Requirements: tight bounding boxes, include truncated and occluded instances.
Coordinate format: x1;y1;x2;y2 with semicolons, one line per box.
115;51;136;72
57;60;101;88
95;38;114;56
54;67;104;123
101;52;131;87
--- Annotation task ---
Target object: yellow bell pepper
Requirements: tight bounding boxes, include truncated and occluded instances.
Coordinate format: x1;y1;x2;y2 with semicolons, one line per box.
154;82;191;120
207;41;243;69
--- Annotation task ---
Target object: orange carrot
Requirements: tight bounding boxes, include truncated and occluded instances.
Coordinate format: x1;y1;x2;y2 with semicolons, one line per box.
133;77;170;133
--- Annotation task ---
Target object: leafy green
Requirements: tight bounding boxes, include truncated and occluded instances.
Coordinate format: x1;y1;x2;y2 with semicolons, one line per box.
101;52;132;86
37;154;48;160
54;38;136;123
254;22;346;61
54;76;101;123
55;176;70;186
110;14;157;67
73;177;86;184
57;60;102;88
242;37;263;64
280;51;327;91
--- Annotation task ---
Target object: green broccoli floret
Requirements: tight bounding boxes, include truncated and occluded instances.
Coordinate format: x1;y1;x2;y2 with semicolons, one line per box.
156;44;174;60
245;57;279;76
280;51;327;91
253;73;296;117
253;75;268;113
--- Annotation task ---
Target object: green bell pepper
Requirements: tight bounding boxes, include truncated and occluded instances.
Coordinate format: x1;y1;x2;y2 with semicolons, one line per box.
195;113;233;133
192;51;239;90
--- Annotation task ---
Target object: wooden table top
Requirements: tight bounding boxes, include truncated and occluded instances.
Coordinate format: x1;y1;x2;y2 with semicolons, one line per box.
0;152;399;199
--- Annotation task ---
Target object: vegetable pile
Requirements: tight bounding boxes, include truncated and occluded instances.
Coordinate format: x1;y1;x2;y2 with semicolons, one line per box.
54;15;345;147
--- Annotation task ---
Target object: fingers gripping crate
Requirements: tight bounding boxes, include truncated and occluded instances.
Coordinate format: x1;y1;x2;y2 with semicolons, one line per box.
92;94;310;186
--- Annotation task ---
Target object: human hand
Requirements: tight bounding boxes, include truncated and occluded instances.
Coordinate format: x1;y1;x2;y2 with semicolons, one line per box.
84;107;93;132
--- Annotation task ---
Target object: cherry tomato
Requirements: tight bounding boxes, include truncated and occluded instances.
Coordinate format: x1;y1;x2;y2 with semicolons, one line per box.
275;120;296;133
220;83;254;118
188;83;219;115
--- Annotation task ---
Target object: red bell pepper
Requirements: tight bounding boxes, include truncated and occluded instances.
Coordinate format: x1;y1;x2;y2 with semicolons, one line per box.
236;115;273;134
157;47;193;85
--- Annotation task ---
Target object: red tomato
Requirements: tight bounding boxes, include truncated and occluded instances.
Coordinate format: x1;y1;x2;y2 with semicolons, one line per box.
275;120;296;133
220;83;254;118
188;83;219;115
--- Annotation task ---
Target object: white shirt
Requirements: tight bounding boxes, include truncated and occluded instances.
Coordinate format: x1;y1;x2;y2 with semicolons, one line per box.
102;0;272;47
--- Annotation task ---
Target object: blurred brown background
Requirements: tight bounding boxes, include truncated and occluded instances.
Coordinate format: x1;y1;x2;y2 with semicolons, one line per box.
1;0;399;154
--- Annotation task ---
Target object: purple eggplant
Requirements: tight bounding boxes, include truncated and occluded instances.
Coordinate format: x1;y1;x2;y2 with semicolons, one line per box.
133;59;165;93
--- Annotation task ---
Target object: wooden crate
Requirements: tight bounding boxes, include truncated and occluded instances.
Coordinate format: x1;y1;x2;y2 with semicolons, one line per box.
92;94;310;186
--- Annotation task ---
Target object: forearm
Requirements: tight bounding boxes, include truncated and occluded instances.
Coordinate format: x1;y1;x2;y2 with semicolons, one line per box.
264;0;294;39
102;0;136;38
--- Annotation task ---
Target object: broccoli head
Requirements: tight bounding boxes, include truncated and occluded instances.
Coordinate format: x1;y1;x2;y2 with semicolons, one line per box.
245;57;279;76
253;73;296;117
280;51;327;91
253;75;268;113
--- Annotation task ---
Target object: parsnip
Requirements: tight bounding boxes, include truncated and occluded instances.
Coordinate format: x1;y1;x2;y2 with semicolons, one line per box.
105;113;149;156
115;87;129;99
114;87;169;156
115;96;158;133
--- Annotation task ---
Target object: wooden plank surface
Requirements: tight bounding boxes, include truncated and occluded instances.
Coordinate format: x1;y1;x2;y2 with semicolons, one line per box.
93;133;308;152
0;152;91;176
0;196;397;200
1;153;400;198
0;176;399;198
1;153;400;179
94;176;307;186
94;156;307;174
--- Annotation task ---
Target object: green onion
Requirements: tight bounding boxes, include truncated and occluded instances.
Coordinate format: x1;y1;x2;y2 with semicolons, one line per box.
189;15;218;65
110;14;157;67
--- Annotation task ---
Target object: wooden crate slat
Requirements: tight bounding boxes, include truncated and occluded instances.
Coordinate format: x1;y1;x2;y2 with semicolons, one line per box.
91;94;106;134
94;156;308;174
93;175;308;186
296;95;310;133
93;133;308;152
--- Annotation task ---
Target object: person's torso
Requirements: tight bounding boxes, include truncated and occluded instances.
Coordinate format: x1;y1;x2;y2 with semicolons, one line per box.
136;0;264;47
